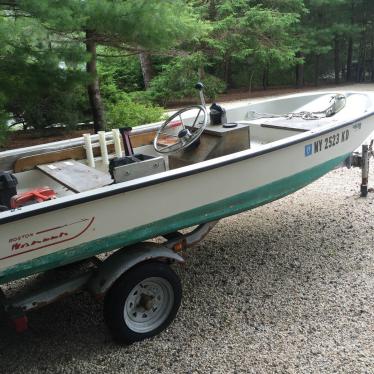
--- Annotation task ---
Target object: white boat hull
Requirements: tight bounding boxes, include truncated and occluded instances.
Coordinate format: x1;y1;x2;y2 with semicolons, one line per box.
1;92;374;283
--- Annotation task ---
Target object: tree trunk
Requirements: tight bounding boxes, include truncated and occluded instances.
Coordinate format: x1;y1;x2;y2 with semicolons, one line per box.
334;36;340;84
314;54;320;86
295;52;305;88
223;56;231;87
86;30;105;133
208;0;218;20
346;0;354;82
139;52;154;89
357;38;363;82
341;53;346;81
248;70;255;94
346;37;353;81
358;35;367;82
262;68;269;90
198;65;206;80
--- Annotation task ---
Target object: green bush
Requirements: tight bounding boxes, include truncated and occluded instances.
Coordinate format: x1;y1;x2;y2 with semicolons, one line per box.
0;95;9;148
99;60;165;128
0;123;8;149
128;90;155;105
98;52;144;93
106;95;164;129
0;54;89;130
147;54;226;105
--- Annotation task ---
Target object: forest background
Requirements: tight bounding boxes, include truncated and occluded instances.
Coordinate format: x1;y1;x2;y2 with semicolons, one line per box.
0;0;373;148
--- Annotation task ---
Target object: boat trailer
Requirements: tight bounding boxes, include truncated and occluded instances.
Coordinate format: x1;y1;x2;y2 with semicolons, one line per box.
0;220;218;344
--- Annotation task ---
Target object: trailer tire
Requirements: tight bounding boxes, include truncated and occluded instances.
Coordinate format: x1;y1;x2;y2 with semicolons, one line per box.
103;261;182;344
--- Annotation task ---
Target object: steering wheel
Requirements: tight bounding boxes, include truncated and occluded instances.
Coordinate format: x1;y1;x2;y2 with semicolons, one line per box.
153;105;208;154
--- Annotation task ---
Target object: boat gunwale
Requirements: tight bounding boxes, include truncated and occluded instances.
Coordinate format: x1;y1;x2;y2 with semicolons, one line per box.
0;91;363;158
1;98;373;226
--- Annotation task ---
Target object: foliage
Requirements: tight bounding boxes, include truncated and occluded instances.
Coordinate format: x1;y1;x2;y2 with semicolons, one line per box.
98;50;164;128
191;0;303;88
0;13;88;130
0;115;8;149
1;0;374;137
0;124;7;148
3;59;88;130
148;54;226;105
106;94;164;128
0;0;205;132
14;0;206;56
98;52;144;93
0;93;8;148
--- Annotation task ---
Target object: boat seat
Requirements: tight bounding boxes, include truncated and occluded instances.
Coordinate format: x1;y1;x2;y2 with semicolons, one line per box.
36;159;113;193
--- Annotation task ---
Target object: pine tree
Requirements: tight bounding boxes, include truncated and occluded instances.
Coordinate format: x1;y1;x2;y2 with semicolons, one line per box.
193;0;303;89
0;0;203;131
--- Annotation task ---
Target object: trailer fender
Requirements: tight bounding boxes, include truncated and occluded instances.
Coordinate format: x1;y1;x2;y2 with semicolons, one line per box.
88;243;184;298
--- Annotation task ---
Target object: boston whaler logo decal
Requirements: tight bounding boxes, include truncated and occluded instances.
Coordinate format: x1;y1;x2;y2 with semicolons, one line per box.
304;129;350;157
3;217;95;260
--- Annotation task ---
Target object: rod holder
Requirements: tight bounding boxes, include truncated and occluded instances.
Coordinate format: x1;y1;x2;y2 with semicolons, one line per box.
98;131;109;165
83;133;95;168
112;129;122;158
119;127;134;156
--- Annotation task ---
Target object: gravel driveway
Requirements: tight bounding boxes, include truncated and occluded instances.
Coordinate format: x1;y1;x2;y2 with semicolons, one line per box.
1;85;374;373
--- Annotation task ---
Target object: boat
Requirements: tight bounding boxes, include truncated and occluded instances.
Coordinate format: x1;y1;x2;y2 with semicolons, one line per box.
1;85;373;343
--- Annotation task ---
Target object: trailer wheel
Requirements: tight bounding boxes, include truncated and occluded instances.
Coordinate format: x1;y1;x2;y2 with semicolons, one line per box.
103;261;182;344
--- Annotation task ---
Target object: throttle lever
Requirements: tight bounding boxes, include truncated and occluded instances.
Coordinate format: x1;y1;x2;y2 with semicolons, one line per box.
195;81;206;109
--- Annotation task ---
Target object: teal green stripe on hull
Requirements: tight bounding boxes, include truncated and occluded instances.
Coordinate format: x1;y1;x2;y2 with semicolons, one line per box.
0;154;349;284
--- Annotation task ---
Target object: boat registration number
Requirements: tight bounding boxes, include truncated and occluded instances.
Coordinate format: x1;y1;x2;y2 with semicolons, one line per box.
304;129;350;157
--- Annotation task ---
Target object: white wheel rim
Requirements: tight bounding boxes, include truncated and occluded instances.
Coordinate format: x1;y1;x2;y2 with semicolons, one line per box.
124;277;174;333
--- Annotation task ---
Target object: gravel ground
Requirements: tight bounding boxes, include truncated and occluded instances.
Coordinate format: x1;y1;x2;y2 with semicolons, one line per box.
0;165;373;373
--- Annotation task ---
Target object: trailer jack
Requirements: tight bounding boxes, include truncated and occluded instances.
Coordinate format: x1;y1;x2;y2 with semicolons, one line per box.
350;142;373;197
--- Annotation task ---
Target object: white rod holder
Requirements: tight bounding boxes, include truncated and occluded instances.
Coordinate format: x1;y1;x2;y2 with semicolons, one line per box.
83;133;95;168
112;129;122;158
98;131;109;165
